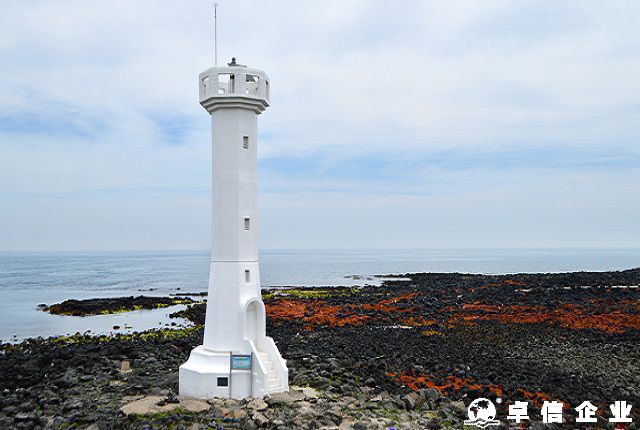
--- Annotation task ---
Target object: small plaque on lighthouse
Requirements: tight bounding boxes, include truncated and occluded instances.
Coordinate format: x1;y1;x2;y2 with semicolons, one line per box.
231;355;252;370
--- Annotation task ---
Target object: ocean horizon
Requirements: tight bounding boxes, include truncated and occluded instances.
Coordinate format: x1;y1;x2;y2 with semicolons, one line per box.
1;247;639;342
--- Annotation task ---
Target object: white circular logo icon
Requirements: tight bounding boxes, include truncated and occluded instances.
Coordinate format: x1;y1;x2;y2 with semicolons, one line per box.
464;398;501;428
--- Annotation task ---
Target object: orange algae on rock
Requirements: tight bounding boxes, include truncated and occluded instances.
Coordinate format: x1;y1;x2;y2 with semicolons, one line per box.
479;279;526;289
386;371;555;407
266;286;640;334
504;280;527;286
386;371;503;397
265;291;421;329
360;292;419;313
516;388;554;407
449;302;640;334
265;299;370;329
401;316;436;327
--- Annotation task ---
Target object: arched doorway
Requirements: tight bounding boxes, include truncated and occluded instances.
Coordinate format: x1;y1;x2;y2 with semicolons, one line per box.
244;301;264;346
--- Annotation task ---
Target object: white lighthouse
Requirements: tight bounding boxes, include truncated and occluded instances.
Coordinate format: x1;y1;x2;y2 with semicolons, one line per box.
179;58;288;399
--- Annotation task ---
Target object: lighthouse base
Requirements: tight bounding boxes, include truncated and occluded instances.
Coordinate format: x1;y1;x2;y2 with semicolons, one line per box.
179;341;288;400
179;346;241;399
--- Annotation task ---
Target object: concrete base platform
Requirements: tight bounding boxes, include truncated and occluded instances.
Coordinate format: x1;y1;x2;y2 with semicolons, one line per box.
179;346;235;399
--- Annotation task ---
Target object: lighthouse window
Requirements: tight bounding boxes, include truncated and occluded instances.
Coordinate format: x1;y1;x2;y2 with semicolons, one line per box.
245;74;259;95
245;270;251;283
244;218;251;230
243;136;249;149
217;377;228;387
217;73;234;94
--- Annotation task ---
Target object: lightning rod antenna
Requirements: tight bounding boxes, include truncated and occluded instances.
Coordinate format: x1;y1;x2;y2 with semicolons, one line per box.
214;2;218;66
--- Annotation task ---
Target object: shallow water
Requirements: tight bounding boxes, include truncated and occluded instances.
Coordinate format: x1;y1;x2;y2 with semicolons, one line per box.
1;248;638;342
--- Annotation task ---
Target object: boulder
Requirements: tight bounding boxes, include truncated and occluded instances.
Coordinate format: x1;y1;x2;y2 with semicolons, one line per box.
267;390;305;404
246;398;268;411
401;393;417;410
419;388;440;400
252;411;269;427
119;360;131;374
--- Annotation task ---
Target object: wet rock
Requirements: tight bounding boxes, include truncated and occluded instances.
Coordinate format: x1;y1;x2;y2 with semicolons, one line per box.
267;390;305;404
14;411;38;422
246;398;268;411
232;408;247;419
419;387;440;400
3;405;18;416
17;401;33;412
252;412;269;427
401;393;417;410
448;400;466;413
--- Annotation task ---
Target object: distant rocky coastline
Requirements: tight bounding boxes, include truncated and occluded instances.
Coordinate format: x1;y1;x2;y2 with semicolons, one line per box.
1;268;639;429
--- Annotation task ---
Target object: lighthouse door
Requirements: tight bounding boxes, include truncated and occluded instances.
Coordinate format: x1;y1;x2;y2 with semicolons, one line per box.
245;301;259;345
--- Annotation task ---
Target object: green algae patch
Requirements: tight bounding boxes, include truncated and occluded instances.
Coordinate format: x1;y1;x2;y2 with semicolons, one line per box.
262;286;361;300
128;409;198;420
48;326;204;346
43;296;196;317
0;325;204;354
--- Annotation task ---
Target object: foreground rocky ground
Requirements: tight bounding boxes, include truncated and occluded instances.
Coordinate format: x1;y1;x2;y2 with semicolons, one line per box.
1;268;639;429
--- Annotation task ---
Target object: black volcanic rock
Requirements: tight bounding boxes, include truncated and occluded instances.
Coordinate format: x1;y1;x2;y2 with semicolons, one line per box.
0;268;638;429
44;295;195;316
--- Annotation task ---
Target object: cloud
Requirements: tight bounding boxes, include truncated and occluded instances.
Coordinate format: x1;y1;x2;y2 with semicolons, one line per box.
0;0;638;250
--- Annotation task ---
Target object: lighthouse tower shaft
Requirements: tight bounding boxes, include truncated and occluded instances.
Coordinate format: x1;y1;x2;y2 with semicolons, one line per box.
205;99;261;352
179;61;288;399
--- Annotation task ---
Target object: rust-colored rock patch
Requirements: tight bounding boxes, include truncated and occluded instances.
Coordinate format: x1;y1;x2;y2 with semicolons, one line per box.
448;301;640;334
265;291;420;329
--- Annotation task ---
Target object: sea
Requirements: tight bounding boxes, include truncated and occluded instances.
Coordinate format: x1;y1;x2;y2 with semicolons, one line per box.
1;248;639;343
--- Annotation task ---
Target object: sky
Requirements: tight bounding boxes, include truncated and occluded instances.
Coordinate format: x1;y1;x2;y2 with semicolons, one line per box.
0;0;639;251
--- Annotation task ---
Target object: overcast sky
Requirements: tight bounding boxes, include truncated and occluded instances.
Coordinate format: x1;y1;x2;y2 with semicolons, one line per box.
0;0;639;251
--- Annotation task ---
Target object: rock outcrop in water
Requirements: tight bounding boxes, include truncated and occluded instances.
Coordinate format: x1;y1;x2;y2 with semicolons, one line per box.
42;295;196;316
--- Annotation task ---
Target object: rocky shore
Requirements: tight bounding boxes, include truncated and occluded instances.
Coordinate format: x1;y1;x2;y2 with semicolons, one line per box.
1;268;639;429
42;296;197;316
